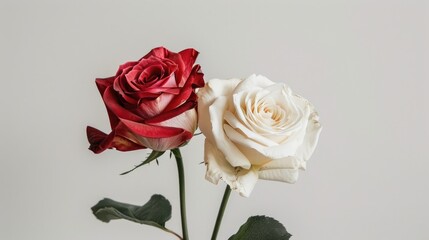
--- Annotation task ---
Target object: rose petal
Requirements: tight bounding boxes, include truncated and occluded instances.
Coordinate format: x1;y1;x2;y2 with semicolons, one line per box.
299;113;322;161
146;101;196;124
209;97;251;169
204;139;234;185
163;65;203;112
141;46;169;59
115;61;139;76
143;48;186;87
177;48;199;82
136;93;174;119
103;86;142;122
293;96;322;163
138;109;197;151
135;131;193;151
261;157;301;170
258;168;299;183
120;118;184;138
95;77;115;96
206;78;241;100
154;109;198;133
95;78;121;129
87;126;113;153
189;65;205;88
150;74;178;89
198;78;241;144
113;75;140;105
223;124;298;159
232;74;274;94
86;125;145;153
204;139;259;197
224;111;278;147
258;157;300;183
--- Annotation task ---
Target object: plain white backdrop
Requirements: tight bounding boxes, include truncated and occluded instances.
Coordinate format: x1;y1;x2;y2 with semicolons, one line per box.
1;0;428;239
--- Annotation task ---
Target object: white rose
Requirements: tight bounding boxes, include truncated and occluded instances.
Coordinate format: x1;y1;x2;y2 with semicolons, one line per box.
197;74;322;197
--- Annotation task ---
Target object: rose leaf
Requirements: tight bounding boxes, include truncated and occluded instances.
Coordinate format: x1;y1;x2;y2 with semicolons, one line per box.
229;215;292;240
91;194;177;235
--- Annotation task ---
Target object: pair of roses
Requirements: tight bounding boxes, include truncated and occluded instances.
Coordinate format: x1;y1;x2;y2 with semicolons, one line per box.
87;47;321;239
87;46;321;197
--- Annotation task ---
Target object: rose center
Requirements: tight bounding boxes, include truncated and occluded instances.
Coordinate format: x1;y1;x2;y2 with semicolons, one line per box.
256;98;286;125
138;66;163;85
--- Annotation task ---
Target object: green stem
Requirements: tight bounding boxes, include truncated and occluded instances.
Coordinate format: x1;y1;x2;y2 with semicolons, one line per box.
211;185;232;240
172;148;189;240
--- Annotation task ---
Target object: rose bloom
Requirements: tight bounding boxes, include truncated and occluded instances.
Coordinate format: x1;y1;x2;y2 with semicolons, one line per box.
87;47;204;153
198;75;321;197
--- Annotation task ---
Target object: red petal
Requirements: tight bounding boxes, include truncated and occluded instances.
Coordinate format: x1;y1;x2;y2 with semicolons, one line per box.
103;86;142;122
120;118;184;138
87;126;140;153
145;101;196;124
189;65;205;88
86;126;146;153
87;126;110;153
164;65;204;112
116;61;139;75
177;48;199;81
136;93;174;119
95;77;115;96
141;47;169;59
95;77;121;128
142;47;186;87
111;123;147;151
140;130;194;151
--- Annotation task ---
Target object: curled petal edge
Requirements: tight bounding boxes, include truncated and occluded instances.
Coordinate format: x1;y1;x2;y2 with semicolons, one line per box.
204;139;258;197
86;126;145;154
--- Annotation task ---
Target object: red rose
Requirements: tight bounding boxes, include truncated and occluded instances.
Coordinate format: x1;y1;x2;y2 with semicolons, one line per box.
87;47;205;153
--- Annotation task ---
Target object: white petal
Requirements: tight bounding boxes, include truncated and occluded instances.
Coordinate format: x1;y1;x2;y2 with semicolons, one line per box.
204;139;236;185
295;98;322;163
198;78;241;145
261;157;301;169
224;111;278;147
258;157;300;182
233;74;274;94
253;82;290;104
235;168;259;197
232;90;254;131
232;82;305;142
265;104;310;156
223;124;299;159
209;97;251;169
206;78;242;98
258;168;299;183
204;139;259;197
235;144;273;166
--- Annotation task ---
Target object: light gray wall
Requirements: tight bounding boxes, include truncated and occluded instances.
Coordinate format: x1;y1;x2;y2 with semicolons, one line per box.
1;0;428;239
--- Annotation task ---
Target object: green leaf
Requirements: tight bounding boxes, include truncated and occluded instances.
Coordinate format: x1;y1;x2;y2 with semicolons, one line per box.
229;215;292;240
120;150;165;175
91;194;174;233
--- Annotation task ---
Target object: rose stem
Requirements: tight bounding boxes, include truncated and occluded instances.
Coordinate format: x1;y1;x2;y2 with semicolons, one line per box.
211;185;232;240
172;148;189;240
